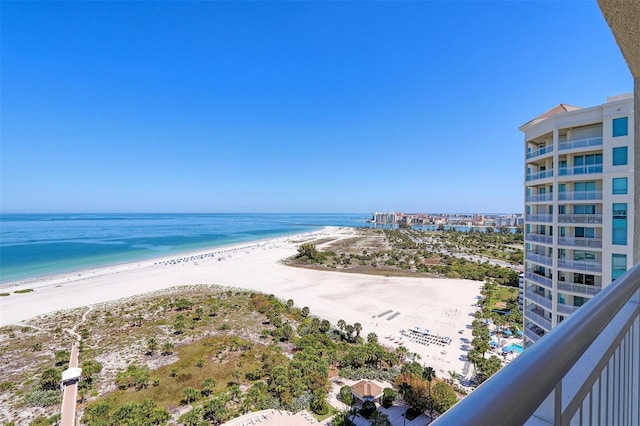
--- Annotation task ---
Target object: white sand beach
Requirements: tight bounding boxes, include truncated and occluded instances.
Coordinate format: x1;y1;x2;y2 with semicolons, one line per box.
0;226;483;378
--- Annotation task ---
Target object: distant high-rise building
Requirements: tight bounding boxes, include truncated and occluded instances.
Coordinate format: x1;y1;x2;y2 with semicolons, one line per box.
521;94;635;347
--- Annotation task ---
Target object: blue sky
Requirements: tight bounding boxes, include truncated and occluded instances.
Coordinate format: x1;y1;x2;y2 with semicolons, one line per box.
0;1;633;214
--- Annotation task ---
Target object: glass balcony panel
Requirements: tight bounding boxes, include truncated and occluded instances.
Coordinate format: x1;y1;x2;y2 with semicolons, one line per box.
526;193;553;203
526;170;554;181
557;136;603;151
526;233;553;244
525;271;553;288
557;214;602;224
526;253;553;266
524;327;542;342
526;308;552;330
557;259;602;272
557;236;602;248
557;282;602;296
557;190;602;201
527;145;554;159
525;290;552;310
525;214;553;223
558;165;603;176
556;303;581;315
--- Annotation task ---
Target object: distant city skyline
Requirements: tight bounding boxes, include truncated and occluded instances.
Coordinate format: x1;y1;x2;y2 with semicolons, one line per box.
1;1;633;213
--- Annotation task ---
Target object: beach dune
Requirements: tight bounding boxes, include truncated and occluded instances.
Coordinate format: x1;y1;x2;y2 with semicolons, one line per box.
0;227;482;377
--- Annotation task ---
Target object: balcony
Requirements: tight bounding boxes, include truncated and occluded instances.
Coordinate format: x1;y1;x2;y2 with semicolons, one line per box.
557;136;603;151
557;258;602;273
525;290;552;310
556;302;581;315
557;190;602;201
558;164;603;176
525;214;552;223
557;281;602;296
526;193;553;203
557;213;602;224
527;145;553;159
526;253;553;266
525;271;552;288
526;307;552;330
526;170;553;181
525;233;552;244
557;236;602;248
524;326;544;343
433;263;640;426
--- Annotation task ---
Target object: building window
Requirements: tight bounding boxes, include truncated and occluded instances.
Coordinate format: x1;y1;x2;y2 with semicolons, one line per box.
612;203;627;245
612;117;628;137
612;147;628;166
612;177;628;194
612;254;627;280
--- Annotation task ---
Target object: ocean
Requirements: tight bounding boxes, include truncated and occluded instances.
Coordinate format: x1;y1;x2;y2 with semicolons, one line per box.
0;213;371;284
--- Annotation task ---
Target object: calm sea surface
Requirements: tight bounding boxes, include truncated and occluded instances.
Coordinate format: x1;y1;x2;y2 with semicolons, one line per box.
0;213;371;284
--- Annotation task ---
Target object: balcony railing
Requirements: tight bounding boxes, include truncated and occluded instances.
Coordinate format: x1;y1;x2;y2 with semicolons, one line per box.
527;145;554;159
432;262;640;426
525;214;552;223
557;213;602;224
525;290;552;310
525;233;553;244
558;190;602;201
525;271;553;288
556;302;582;315
526;308;552;330
526;193;553;203
526;253;553;266
557;136;603;151
524;327;544;342
557;281;602;296
558;258;602;272
557;236;602;248
558;165;603;176
526;170;553;181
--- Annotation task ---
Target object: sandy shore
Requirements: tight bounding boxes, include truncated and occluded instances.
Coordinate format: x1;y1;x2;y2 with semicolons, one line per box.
0;226;483;379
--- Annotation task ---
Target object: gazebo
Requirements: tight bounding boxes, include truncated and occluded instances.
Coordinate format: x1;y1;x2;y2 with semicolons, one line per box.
61;367;82;387
350;380;384;405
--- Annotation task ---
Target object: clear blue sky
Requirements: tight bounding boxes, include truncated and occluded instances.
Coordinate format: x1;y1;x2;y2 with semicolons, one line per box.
0;1;633;214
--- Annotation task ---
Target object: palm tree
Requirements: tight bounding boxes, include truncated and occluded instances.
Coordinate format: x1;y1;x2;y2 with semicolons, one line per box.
354;322;362;339
398;381;412;426
423;366;436;423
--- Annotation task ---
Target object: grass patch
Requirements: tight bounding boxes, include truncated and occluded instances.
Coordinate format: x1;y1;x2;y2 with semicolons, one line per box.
490;285;518;309
0;293;10;297
14;288;34;294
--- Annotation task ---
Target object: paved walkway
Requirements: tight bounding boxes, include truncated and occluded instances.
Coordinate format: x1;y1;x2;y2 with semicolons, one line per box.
60;342;80;426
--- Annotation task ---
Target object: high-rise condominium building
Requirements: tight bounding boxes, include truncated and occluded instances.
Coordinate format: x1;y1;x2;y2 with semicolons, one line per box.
521;94;635;347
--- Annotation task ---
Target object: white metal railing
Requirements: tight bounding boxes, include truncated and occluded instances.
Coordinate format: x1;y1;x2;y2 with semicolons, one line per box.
558;165;604;176
558;258;602;272
526;233;553;244
558;190;603;201
526;193;553;203
558;136;603;151
558;236;603;249
525;271;553;288
527;145;554;159
526;214;553;223
432;262;640;426
557;214;603;224
526;170;554;181
524;327;544;342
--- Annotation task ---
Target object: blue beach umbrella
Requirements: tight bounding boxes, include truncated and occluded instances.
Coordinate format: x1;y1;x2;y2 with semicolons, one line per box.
516;330;523;336
504;329;513;336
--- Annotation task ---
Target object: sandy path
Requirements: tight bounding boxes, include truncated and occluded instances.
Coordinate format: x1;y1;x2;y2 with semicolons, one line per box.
0;227;482;377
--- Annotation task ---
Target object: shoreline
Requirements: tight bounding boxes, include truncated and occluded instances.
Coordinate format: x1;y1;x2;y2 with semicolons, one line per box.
0;227;332;291
0;225;486;380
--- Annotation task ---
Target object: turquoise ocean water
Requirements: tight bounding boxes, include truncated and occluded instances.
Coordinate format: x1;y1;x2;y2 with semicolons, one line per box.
0;213;371;284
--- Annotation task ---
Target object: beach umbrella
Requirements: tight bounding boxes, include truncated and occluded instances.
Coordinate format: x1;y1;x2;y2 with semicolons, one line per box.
504;329;513;336
490;341;498;347
516;330;523;336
